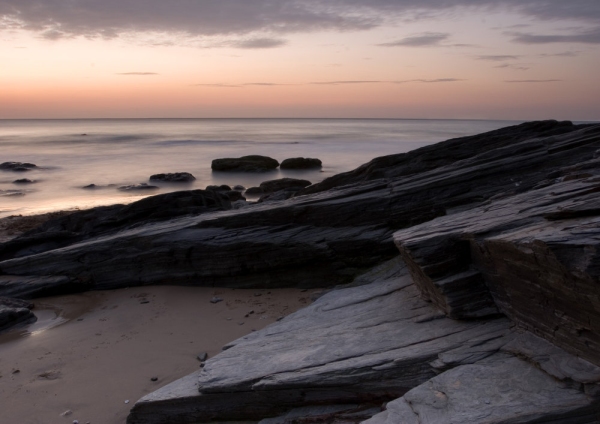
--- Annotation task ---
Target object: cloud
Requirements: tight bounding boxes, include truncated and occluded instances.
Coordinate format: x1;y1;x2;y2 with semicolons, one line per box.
476;55;521;61
509;27;600;44
192;83;242;88
505;79;562;83
310;80;382;85
539;50;581;57
394;78;465;83
230;38;287;49
243;82;292;86
378;32;449;47
493;64;530;70
3;1;600;43
117;72;158;75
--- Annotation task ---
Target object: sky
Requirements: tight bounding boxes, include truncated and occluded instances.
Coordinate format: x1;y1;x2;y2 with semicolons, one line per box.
1;0;599;120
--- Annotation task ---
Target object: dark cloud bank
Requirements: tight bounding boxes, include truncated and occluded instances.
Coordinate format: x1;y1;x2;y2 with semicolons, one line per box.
1;1;600;45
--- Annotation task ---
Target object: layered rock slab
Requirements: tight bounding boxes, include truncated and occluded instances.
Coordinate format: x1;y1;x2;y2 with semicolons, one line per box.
394;174;600;366
127;261;512;423
365;357;600;424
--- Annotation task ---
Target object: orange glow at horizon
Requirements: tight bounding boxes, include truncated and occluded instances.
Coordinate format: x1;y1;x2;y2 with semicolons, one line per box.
1;8;599;121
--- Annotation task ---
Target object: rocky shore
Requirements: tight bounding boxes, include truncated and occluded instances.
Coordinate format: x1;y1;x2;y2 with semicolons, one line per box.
1;120;600;423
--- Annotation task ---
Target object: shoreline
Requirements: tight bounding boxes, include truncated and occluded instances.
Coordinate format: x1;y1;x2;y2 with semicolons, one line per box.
0;284;315;423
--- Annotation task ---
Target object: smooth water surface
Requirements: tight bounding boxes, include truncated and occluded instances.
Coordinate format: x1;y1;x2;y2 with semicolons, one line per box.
0;119;519;217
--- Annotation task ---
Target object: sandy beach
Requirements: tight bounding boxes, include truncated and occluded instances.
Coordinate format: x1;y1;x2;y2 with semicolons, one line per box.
0;214;316;423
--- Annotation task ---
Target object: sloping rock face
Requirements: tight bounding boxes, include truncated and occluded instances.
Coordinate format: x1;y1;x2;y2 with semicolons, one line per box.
393;172;600;365
127;260;512;423
0;189;231;264
127;260;600;424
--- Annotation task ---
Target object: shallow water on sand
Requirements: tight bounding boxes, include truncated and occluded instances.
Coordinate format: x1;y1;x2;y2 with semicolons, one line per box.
0;118;519;217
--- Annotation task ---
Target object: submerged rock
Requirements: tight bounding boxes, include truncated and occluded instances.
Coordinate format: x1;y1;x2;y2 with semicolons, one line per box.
280;157;322;169
149;172;196;183
211;155;279;172
0;190;25;197
118;183;159;191
13;179;35;184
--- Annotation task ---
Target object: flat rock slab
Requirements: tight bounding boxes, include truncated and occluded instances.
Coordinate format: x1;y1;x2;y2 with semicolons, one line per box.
127;262;512;423
364;356;600;424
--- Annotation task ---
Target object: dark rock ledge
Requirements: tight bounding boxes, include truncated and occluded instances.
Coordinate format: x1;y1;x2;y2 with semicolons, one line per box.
1;120;600;422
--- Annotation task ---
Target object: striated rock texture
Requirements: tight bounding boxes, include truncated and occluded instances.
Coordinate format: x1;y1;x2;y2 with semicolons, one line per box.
127;260;600;424
2;120;600;422
0;189;231;265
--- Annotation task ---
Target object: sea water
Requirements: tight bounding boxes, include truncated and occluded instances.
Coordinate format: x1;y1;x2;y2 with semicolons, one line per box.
0;118;519;218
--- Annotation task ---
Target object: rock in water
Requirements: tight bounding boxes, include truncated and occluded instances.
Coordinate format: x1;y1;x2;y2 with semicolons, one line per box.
211;155;279;172
280;157;322;169
12;179;35;184
0;162;37;172
118;183;159;191
149;173;196;182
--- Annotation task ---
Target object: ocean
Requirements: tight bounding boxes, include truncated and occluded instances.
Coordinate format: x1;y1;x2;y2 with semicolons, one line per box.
0;118;520;218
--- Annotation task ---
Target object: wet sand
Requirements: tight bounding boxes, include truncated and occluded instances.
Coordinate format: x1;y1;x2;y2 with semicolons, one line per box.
0;285;315;423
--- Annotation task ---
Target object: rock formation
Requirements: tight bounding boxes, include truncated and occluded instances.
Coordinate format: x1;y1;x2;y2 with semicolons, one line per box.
149;172;196;182
0;162;37;172
1;120;600;422
211;155;279;172
280;157;322;169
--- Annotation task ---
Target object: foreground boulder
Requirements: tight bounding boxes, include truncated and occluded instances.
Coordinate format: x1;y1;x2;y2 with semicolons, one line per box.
280;157;322;169
211;155;279;172
149;172;196;182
